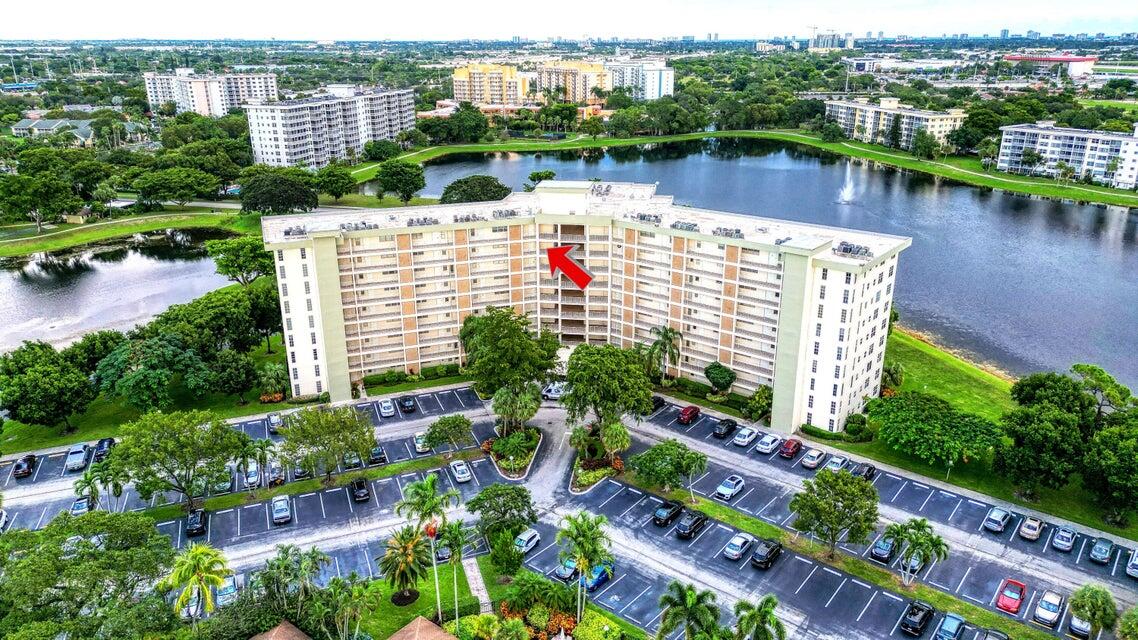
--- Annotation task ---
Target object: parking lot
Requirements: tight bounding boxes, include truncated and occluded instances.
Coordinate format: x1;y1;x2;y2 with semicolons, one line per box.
639;399;1138;595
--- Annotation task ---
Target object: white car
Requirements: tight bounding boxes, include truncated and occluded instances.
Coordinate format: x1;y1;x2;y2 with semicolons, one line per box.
378;399;396;418
542;381;567;400
714;475;745;501
514;528;541;554
413;432;430;453
0;509;9;532
800;449;826;469
450;460;472;483
733;427;758;447
823;455;849;472
754;434;781;455
243;461;261;489
216;575;240;607
266;412;283;434
64;444;89;472
271;496;292;524
723;533;756;560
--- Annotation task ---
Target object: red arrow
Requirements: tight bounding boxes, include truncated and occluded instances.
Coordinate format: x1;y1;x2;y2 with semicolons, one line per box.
547;245;593;290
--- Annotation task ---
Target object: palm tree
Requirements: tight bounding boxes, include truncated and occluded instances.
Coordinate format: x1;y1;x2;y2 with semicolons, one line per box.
656;581;720;640
378;525;432;601
161;543;232;627
253;438;275;487
600;421;631;464
395;474;461;618
733;594;786;640
881;361;905;390
92;460;129;512
260;362;288;391
73;469;100;511
650;325;683;379
439;521;469;630
556;510;612;621
296;547;331;618
325;575;381;640
232;432;256;489
569;425;593;459
892;518;949;586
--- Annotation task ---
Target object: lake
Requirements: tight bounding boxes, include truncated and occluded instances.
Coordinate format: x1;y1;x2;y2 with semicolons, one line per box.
364;139;1138;387
0;228;231;351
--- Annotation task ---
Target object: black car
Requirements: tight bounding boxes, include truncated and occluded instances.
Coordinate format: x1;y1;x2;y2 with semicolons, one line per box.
712;419;738;439
12;454;37;479
92;438;116;463
899;601;935;636
653;501;683;526
186;509;208;537
369;445;388;465
350;478;371;502
436;544;453;562
675;511;709;540
397;396;417;413
749;538;783;569
979;630;1009;640
850;462;877;481
650;395;667;413
869;536;898;564
294;465;312;480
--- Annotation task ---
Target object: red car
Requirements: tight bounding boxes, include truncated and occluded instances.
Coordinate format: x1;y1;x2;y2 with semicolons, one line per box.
996;579;1026;615
778;438;802;459
677;405;701;425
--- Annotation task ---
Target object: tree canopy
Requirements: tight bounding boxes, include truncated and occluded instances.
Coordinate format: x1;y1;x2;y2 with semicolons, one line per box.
204;236;275;287
277;407;375;483
0;341;95;430
459;306;559;395
374;160;425;204
563;344;653;425
789;470;879;558
240;167;318;214
868;391;1001;469
439;175;511;204
314;163;357;201
466;484;538;539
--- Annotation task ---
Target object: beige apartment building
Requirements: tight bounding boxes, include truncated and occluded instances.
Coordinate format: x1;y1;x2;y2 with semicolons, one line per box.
262;182;909;433
144;68;277;117
452;64;531;105
825;98;965;150
535;61;610;103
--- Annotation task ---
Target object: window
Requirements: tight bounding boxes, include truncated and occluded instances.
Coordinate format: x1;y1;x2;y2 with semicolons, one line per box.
840;309;847;323
834;365;841;378
282;283;288;296
888;265;894;277
832;384;839;395
821;268;828;280
294;383;301;396
830;401;837;414
844;272;852;284
304;282;311;295
836;347;843;361
815;323;822;337
312;349;318;359
290;352;295;363
838;328;845;342
813;342;820;355
276;250;283;260
279;266;286;278
301;264;309;277
315;381;322;393
817;305;824;319
287;334;294;347
286;318;293;331
828;419;835;429
819;285;826;300
842;290;850;304
283;301;290;314
809;378;815;391
808;395;814;408
314;365;321;377
291;367;298;380
308;316;315;328
806;412;813;425
300;248;307;259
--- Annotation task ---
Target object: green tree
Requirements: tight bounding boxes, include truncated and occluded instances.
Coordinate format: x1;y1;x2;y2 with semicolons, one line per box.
60;329;126;375
375;159;426;204
378;525;431;602
1068;584;1117;637
363;139;403;161
395;128;429;149
678;448;709;504
0;342;95;431
460;306;559;395
95;333;213;411
563;344;653;425
600;421;631;463
114;410;242;506
145;286;260;358
1071;363;1133;431
92;459;130;512
247;279;283;353
733;594;786;640
492;383;541;436
0;173;82;233
789;469;879;558
240;169;318;214
1082;421;1138;523
395;473;460;617
260;362;290;396
161;543;231;626
314;163;357;201
424;414;474;449
886;117;903;149
0;511;176;638
820;122;845;143
1010;371;1095;435
204;236;274;287
557;511;612;621
994;405;1082;499
629;439;692;493
1119;607;1138;640
1020;148;1044;175
884;518;949;586
869;392;1000;469
704;361;737;394
211;349;258;404
580;116;606;139
743;386;773;422
132;167;219;207
911;129;939;159
440;174;511;204
73;468;101;511
880;361;905;389
278;407;375;485
977;138;999;170
656;581;720;640
649;325;682;378
523;170;556;191
569;425;593;458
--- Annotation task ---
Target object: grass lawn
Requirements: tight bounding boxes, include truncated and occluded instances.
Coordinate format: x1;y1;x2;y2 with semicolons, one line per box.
318;193;439;208
0;211;263;258
358;559;473;640
884;329;1014;421
1078;98;1138;114
0;332;288;455
365;374;475;396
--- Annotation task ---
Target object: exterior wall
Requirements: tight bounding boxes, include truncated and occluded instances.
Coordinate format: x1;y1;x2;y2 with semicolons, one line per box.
143;72;277;117
535;63;611;103
605;62;674;100
996;123;1138;189
825;99;965;150
264;183;909;432
452;64;528;104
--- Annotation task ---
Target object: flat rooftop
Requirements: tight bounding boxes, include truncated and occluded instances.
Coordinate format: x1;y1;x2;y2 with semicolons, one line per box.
262;181;910;264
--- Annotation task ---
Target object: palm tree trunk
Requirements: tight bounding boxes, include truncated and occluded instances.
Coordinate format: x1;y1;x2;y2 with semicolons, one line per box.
431;538;442;621
453;562;460;625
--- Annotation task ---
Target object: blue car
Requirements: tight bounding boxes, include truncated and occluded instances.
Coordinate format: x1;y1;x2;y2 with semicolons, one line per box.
580;561;614;592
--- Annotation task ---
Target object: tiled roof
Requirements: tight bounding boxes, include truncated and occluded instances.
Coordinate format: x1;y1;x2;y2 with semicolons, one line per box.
249;621;312;640
388;616;457;640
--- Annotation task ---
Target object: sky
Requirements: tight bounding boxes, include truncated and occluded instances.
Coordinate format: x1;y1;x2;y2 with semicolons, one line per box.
0;0;1135;41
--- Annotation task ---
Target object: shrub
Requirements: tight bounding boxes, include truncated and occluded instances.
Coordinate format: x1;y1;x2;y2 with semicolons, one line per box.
844;413;869;438
286;393;323;405
443;614;483;640
526;604;551;629
704;361;737;393
800;422;873;443
444;363;461;376
574;465;616;488
742;386;773;421
674;377;712;397
574;611;622;640
490;532;523;574
259;392;284;404
362;369;411;386
437;598;484;626
504;570;548;610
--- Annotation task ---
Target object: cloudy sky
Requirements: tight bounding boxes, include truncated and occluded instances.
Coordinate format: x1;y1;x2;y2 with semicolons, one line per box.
0;0;1134;41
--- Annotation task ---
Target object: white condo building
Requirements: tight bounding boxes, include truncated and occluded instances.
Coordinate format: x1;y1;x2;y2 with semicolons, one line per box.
246;85;415;169
143;68;278;117
997;121;1138;189
825;98;966;150
604;60;675;100
261;181;910;433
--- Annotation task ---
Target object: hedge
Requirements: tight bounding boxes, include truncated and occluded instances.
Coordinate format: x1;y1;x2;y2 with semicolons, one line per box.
422;363;461;380
435;596;484;623
286;392;329;405
674;377;713;397
362;369;410;386
799;423;872;443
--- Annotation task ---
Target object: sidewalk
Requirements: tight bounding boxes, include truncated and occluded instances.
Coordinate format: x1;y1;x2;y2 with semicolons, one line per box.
462;557;493;613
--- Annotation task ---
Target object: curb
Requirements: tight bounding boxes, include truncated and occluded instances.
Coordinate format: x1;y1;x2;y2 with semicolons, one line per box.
488;429;543;482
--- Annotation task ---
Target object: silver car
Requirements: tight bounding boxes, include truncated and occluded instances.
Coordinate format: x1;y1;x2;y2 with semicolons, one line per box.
1032;589;1063;628
378;399;396;418
450;460;472;483
723;533;756;560
243;461;260;489
216;575;240;607
823;455;849;472
64;444;89;472
1051;526;1077;552
271;496;292;524
755;434;781;454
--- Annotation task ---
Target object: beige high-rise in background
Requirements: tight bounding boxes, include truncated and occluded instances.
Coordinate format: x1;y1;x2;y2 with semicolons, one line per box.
452;64;531;105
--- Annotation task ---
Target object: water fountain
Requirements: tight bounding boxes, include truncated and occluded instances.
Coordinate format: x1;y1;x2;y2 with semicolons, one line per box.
836;163;855;204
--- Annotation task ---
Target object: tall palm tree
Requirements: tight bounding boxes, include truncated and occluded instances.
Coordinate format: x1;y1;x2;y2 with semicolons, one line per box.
296;547;331;618
161;543;232;628
252;438;276;487
439;521;470;630
656;581;720;640
569;425;593;459
73;469;100;511
92;460;129;512
892;518;949;586
395;473;461;618
556;510;612;621
232;433;256;488
650;325;683;378
378;525;431;601
733;594;786;640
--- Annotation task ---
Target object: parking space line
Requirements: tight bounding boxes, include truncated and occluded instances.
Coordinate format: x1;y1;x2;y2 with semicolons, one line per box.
453;390;466;408
967;499;986;507
621;585;652;613
856;590;878;622
890;608;907;636
824;578;847;607
4;463;14;485
687;524;713;548
955;567;972;593
948;498;962;521
619;496;647;518
794;565;819;594
32;459;44;482
890;481;908;502
35;506;48;529
598;487;625;509
919;491;934;512
1113;551;1122;576
595;574;624;598
1076;539;1087;564
736;488;755;512
1021;591;1038;619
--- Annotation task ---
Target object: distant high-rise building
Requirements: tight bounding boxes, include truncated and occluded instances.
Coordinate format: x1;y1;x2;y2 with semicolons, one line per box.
681;35;695;41
452;64;530;105
536;61;610;103
143;68;277;117
605;60;674;100
866;31;873;39
1000;28;1010;38
811;32;842;49
707;32;712;41
877;31;884;39
1027;30;1040;39
825;98;966;151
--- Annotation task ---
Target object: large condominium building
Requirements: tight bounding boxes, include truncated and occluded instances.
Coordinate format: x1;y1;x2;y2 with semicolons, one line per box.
604;60;674;100
825;98;966;150
535;61;610;103
246;85;415;169
996;121;1138;189
262;181;910;433
452;64;531;105
1003;54;1098;77
143;68;278;117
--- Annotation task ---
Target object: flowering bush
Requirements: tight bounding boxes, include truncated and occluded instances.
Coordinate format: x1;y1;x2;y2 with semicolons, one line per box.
481;438;495;454
259;392;284;404
611;456;624;473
